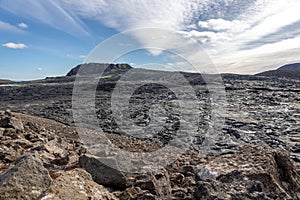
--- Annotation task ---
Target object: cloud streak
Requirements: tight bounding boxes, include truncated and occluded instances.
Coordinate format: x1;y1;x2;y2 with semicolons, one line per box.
2;42;27;49
0;20;24;33
0;0;90;37
59;0;201;30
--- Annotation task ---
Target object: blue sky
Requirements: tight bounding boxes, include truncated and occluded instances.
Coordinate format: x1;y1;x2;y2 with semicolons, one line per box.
1;0;300;80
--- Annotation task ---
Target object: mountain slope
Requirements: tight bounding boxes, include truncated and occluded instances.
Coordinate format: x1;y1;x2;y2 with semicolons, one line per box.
278;63;300;70
256;63;300;79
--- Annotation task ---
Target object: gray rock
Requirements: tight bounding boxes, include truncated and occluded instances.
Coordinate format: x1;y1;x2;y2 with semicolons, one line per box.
193;145;300;200
78;154;127;189
0;154;52;200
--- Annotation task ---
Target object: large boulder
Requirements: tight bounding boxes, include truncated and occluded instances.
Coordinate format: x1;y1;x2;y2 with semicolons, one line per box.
193;144;300;199
0;154;52;200
79;154;128;189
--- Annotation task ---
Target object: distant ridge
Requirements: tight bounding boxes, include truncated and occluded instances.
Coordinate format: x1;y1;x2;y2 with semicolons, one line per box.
256;63;300;79
0;79;13;84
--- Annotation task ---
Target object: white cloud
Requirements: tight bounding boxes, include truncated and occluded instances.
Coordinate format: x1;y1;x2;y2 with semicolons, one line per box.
186;0;300;73
198;18;249;32
183;30;231;44
18;22;28;29
2;42;27;49
79;55;86;59
37;67;43;71
230;0;300;44
0;20;24;33
59;0;205;30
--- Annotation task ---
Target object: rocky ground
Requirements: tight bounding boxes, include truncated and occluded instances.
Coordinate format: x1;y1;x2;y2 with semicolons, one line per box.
0;66;299;159
0;64;300;199
0;110;300;199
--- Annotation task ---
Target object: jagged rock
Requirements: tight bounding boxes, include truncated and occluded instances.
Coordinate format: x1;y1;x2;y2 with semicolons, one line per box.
134;168;172;199
137;193;160;200
115;187;160;200
44;138;69;164
78;154;127;189
13;139;33;149
0;116;24;131
170;173;185;184
41;168;118;200
194;180;271;200
193;144;300;199
0;145;21;164
0;154;51;200
0;110;23;131
114;187;144;200
194;165;218;181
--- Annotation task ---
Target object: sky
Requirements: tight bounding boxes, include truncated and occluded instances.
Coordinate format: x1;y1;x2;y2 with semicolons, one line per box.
1;0;300;80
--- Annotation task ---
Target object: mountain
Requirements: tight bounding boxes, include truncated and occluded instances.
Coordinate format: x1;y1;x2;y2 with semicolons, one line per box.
66;63;132;76
278;63;300;70
256;63;300;79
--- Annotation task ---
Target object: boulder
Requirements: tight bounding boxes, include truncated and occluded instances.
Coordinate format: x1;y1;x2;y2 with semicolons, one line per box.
0;154;51;200
78;154;127;189
193;144;300;199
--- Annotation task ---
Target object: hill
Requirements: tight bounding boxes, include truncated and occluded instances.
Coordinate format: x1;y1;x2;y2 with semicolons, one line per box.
278;63;300;70
256;63;300;79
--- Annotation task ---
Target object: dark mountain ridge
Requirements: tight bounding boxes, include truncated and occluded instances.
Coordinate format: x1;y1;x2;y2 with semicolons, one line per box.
256;63;300;79
66;63;132;76
278;63;300;70
67;62;300;80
